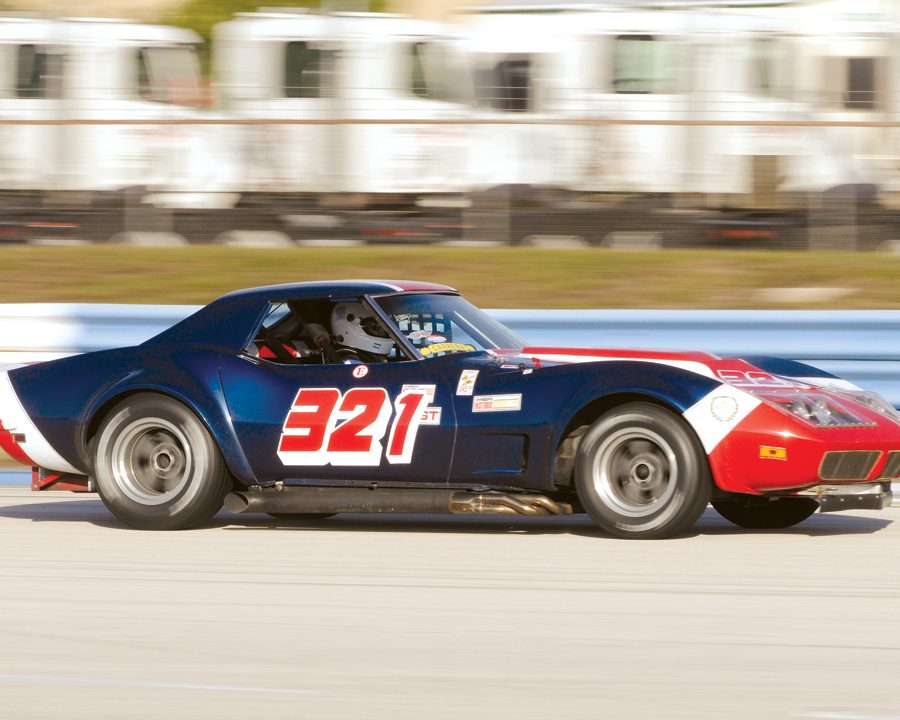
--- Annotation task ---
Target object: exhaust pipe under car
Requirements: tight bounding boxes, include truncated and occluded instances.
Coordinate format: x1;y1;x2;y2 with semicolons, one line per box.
224;486;573;517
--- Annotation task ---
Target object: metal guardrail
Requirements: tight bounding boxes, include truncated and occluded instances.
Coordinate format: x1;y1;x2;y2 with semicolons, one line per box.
491;308;900;405
0;304;196;364
2;304;899;404
2;303;899;488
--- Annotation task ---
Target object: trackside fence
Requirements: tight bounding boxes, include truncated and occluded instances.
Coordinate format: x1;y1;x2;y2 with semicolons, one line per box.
1;304;899;405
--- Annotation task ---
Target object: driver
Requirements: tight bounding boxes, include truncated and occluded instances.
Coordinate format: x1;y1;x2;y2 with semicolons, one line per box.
330;302;394;362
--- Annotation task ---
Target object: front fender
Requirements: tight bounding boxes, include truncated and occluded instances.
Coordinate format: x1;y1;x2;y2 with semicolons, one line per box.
548;360;724;445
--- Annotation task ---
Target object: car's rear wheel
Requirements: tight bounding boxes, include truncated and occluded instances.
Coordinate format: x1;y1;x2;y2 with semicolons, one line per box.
712;496;818;529
93;393;231;530
574;402;711;539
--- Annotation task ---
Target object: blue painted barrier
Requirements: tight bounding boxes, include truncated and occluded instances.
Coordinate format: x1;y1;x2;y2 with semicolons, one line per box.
2;304;900;403
0;470;28;486
2;304;899;495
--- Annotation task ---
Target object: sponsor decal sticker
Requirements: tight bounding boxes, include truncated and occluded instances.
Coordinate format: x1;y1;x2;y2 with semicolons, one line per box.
710;395;739;422
407;329;430;341
428;333;447;344
682;385;762;454
456;369;479;396
351;365;369;379
760;445;787;460
420;342;476;357
472;394;522;413
401;384;436;403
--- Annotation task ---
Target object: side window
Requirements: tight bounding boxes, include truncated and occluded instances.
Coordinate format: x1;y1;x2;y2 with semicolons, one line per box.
16;44;57;99
248;299;402;365
284;41;333;99
751;38;774;96
612;35;674;94
475;55;531;112
136;46;202;106
259;302;292;333
248;302;320;364
846;57;879;110
411;42;429;98
750;37;792;100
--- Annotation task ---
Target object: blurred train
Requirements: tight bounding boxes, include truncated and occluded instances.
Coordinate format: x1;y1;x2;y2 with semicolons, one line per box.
0;15;243;242
0;0;898;247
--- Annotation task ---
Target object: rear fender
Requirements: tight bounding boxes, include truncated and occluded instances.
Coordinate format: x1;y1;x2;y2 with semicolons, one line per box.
82;351;257;486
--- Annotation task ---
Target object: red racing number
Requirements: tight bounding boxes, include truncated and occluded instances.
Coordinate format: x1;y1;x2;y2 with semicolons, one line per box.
277;388;340;464
386;391;431;464
278;387;432;466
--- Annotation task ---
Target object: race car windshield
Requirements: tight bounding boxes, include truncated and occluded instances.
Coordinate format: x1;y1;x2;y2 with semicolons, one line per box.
375;293;526;357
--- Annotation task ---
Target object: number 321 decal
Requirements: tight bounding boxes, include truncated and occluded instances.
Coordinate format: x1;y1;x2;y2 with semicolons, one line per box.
277;387;437;467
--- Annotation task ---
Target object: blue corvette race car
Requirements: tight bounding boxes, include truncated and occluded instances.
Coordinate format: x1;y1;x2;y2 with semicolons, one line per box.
1;280;899;538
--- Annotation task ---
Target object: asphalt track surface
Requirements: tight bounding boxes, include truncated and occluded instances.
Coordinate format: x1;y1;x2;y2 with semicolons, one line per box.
1;488;899;720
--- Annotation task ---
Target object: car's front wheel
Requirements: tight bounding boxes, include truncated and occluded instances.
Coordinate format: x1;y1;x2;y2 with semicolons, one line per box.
93;393;231;530
574;402;711;539
711;496;818;529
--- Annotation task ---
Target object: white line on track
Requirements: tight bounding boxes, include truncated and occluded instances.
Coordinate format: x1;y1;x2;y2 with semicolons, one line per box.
0;673;314;695
800;713;900;719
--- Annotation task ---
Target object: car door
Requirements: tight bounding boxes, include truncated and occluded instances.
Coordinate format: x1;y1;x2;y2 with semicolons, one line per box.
442;353;552;490
219;352;456;485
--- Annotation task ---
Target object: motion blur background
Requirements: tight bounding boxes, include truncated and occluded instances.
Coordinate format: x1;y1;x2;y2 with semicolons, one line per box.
0;0;899;252
2;9;899;720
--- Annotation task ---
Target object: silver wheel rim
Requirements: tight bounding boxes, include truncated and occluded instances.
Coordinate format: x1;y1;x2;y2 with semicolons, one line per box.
110;417;192;505
592;427;678;518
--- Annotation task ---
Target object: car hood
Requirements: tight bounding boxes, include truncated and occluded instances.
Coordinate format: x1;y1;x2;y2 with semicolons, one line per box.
512;345;857;393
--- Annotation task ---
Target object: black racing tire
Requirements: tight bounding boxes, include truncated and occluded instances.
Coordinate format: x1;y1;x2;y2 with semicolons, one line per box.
93;393;232;530
266;513;334;522
574;402;711;539
711;496;818;529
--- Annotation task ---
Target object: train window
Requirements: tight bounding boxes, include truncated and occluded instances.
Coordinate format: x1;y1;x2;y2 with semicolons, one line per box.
475;55;531;112
612;35;673;94
413;42;470;104
137;46;202;106
751;38;774;96
846;57;879;110
750;38;792;100
284;41;333;99
16;45;58;99
411;42;429;98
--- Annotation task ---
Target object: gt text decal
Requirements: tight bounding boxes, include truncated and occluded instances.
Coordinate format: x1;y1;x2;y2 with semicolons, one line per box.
278;387;434;466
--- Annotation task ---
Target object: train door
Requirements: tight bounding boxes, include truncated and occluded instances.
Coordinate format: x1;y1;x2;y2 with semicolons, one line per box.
0;39;64;193
596;31;687;194
347;34;470;195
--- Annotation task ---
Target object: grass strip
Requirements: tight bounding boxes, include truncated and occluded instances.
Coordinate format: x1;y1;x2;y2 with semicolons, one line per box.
1;245;899;308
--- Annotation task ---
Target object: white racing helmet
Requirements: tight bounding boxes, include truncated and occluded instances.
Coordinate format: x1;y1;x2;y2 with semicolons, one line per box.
331;302;394;355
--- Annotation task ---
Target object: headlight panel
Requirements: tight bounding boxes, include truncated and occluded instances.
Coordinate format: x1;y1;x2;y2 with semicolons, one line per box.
831;390;900;426
753;391;877;428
